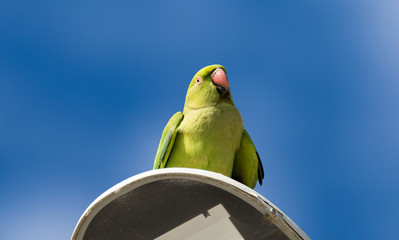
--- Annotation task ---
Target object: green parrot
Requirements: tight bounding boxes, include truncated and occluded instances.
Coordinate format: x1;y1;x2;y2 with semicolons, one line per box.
153;64;264;189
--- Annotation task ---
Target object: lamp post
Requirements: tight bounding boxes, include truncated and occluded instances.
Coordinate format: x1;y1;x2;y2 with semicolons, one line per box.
72;168;310;240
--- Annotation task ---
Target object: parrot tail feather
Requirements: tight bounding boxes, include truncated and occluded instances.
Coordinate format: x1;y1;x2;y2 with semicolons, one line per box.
256;151;264;185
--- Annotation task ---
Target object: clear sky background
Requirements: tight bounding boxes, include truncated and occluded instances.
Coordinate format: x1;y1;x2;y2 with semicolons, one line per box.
1;1;398;239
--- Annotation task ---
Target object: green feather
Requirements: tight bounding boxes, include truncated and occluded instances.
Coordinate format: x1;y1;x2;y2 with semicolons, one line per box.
153;65;264;189
153;112;183;169
232;129;264;188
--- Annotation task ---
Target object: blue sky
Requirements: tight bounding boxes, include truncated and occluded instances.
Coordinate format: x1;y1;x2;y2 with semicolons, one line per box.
1;1;398;239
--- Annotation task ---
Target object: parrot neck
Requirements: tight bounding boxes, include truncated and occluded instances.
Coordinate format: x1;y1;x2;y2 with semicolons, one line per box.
183;101;235;115
183;95;235;115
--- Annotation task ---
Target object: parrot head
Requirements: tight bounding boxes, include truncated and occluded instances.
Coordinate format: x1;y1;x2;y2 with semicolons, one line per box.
184;64;234;111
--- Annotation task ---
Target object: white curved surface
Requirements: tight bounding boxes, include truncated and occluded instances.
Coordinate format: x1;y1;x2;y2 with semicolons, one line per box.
71;168;310;240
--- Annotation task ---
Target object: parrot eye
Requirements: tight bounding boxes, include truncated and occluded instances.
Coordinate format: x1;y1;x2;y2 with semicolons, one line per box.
195;77;203;86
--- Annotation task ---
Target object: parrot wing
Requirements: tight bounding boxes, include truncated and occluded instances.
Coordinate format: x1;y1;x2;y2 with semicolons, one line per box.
153;112;184;169
232;129;265;188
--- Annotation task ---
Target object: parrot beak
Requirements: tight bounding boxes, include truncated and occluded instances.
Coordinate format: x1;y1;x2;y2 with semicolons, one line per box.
211;68;230;97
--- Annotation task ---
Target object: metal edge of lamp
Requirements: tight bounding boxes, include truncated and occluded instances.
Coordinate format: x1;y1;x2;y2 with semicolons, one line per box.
71;168;311;240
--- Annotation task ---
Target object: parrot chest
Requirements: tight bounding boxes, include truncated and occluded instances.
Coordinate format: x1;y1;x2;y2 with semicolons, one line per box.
167;105;243;176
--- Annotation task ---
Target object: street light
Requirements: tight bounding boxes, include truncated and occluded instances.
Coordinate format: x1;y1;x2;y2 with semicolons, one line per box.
72;168;310;240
